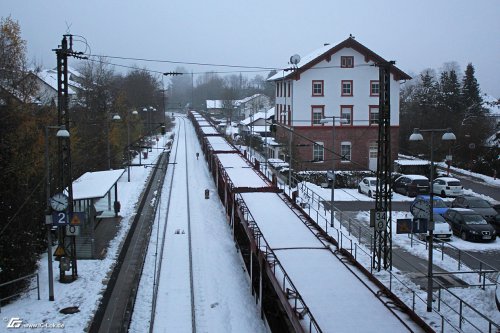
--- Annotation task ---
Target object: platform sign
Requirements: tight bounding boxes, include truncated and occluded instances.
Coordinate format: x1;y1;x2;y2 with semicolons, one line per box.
51;211;86;226
66;225;80;236
396;218;428;234
412;218;428;234
375;211;387;231
396;219;412;234
52;211;69;226
70;212;86;225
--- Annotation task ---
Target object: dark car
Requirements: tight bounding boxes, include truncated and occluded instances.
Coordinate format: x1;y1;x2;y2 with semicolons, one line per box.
393;175;430;197
443;208;496;242
451;195;498;224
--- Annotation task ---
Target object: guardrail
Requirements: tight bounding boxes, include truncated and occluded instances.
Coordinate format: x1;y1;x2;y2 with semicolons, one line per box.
0;273;39;313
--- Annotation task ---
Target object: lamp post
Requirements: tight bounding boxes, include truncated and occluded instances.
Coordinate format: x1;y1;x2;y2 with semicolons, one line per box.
44;125;70;300
107;113;122;170
320;116;347;228
127;110;139;181
409;127;456;312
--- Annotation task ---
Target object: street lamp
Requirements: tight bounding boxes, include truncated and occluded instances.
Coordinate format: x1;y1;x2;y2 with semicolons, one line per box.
107;114;122;169
44;125;70;300
320;116;348;228
409;127;456;312
125;110;138;181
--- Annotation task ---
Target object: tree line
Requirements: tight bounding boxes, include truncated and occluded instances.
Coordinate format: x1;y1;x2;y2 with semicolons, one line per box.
399;62;497;176
0;17;172;293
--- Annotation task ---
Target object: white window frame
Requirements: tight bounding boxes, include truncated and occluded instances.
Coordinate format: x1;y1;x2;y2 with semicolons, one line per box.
340;141;351;163
313;142;324;162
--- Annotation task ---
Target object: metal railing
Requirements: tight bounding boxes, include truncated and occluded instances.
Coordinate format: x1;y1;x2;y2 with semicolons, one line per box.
295;180;500;333
0;273;39;312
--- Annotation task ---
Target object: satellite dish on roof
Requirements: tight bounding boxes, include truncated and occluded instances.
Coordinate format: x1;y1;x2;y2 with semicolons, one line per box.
290;54;301;65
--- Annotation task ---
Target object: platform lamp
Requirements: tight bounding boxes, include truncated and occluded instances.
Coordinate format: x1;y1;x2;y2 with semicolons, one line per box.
44;125;70;300
409;127;456;312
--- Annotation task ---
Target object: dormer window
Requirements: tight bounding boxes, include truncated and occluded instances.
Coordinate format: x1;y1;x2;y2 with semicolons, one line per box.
341;56;354;68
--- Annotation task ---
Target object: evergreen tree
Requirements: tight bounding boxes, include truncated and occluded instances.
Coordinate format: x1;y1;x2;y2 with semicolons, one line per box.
457;63;491;168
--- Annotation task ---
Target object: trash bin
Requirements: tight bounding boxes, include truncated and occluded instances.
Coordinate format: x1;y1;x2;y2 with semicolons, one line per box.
143;151;148;159
205;189;209;199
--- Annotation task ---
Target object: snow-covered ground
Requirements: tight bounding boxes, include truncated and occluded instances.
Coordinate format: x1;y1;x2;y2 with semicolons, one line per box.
1;135;168;331
2;117;499;332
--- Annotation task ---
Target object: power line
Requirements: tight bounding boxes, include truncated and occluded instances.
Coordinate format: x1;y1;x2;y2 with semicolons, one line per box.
88;54;278;71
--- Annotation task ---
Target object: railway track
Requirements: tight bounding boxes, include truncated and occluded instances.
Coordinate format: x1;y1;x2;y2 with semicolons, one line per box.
88;137;169;333
150;116;197;332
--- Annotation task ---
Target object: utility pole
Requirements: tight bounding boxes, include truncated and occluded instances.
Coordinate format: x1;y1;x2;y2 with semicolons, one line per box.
373;61;394;271
53;34;86;282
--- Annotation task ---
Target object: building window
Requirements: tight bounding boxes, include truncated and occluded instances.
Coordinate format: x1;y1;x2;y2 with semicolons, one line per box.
288;82;291;97
311;106;324;126
341;56;354;68
369;106;379;125
341;142;351;162
288;105;291;126
340;105;352;125
313;142;324;162
312;80;324;96
370;80;380;96
341;80;353;96
369;142;378;159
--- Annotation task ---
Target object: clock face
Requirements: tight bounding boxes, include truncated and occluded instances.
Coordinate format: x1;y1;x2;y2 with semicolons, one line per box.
411;199;431;219
50;193;69;211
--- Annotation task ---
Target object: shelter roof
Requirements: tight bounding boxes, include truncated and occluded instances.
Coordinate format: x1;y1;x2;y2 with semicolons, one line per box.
72;169;125;200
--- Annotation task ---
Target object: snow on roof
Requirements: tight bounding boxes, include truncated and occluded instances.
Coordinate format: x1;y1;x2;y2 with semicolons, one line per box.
268;36;411;82
206;100;223;109
239;192;408;332
225;168;268;188
394;159;430;166
72;169;125;200
205;136;236;152
234;94;262;106
197;120;212;127
240;108;274;125
268;43;333;81
38;69;79;94
216;153;252;168
200;127;219;135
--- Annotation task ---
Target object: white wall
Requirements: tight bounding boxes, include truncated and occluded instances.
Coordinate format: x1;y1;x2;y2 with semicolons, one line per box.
275;47;401;126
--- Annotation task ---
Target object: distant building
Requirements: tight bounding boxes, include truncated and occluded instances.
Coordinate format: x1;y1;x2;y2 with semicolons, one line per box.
238;107;274;137
268;36;411;172
235;94;271;120
33;67;82;106
206;94;271;121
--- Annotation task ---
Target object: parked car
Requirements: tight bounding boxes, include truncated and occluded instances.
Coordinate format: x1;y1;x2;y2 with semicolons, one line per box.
413;195;449;216
393;175;430;197
451;195;498;224
358;177;377;198
443;208;496;242
432;177;464;197
416;214;452;241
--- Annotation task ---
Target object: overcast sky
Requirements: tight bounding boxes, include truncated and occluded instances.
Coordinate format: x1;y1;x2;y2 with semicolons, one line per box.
4;0;500;97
